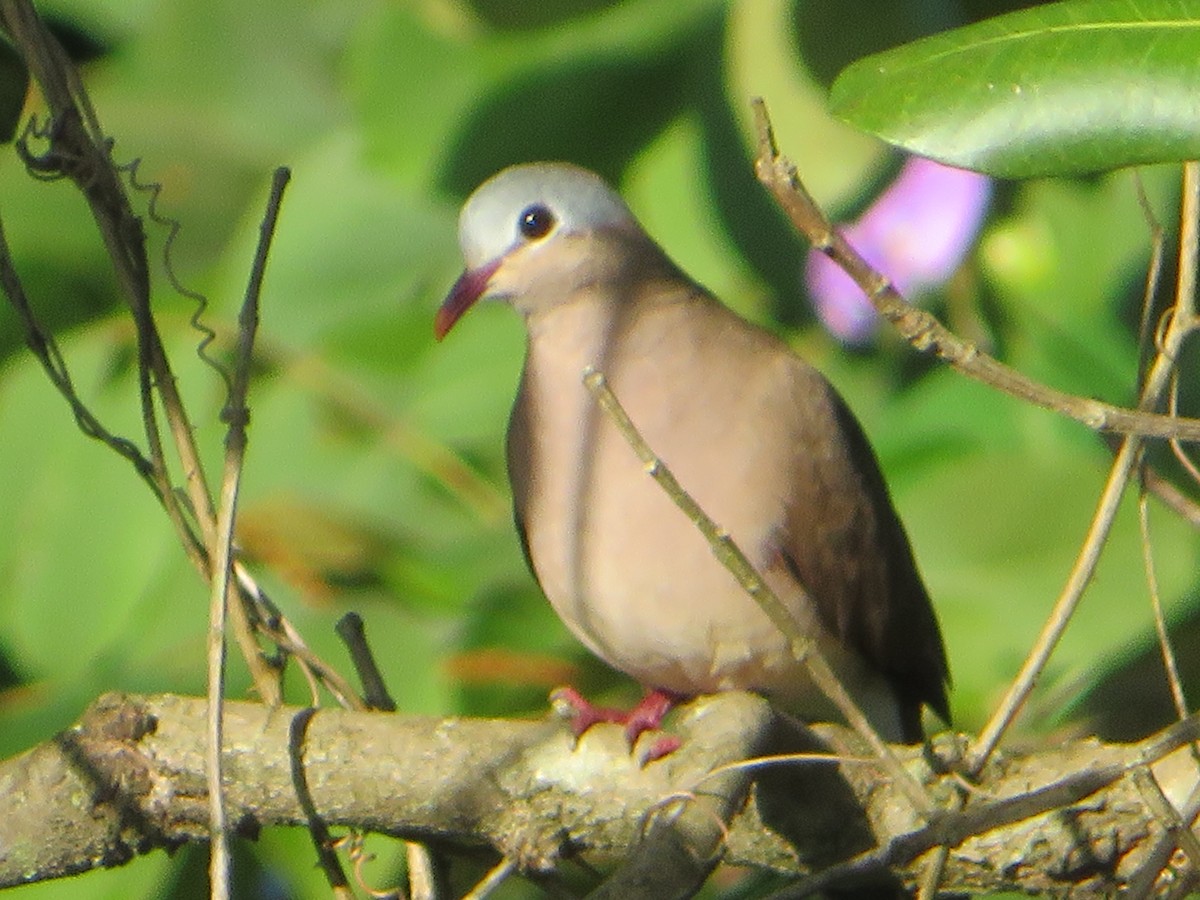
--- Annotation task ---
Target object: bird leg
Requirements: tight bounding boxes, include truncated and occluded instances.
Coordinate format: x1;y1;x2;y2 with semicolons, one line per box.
550;686;682;760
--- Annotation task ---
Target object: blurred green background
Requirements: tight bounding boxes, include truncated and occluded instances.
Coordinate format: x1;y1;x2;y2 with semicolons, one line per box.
0;0;1197;897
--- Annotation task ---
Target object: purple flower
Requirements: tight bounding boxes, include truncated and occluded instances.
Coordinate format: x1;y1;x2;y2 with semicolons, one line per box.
805;157;991;344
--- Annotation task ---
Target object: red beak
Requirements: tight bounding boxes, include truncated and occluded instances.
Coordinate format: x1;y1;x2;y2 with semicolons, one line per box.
434;259;502;341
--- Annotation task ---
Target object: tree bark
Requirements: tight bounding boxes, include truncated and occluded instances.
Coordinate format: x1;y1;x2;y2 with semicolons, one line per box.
1;691;1198;897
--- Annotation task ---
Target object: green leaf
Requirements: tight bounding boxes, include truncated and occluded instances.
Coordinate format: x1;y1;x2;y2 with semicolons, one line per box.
346;0;722;190
830;0;1200;177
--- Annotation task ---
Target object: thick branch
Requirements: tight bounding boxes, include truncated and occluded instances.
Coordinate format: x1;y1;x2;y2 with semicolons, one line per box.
2;693;1199;896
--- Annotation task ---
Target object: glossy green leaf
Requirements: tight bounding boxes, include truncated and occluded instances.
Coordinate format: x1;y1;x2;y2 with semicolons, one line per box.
830;0;1200;177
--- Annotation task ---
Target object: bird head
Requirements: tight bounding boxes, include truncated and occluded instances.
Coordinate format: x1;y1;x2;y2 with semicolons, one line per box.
435;163;641;339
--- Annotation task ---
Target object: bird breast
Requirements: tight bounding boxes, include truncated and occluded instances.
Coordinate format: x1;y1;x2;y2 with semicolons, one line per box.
506;288;852;705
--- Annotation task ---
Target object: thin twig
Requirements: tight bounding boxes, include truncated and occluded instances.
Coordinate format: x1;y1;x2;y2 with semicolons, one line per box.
765;766;1125;898
1129;179;1200;537
694;752;879;785
1139;493;1190;722
289;710;355;899
1132;173;1166;387
227;170;294;681
1168;373;1200;489
461;857;515;900
751;94;1200;784
582;367;933;815
0;0;288;705
271;609;365;709
406;841;438;900
917;786;964;900
1133;767;1200;885
916;845;950;900
967;161;1200;772
1123;160;1200;885
1103;433;1200;528
1128;775;1200;896
335;612;395;712
766;713;1200;899
749;97;1200;444
231;565;366;711
205;167;288;900
968;431;1143;772
0;213;159;488
0;0;202;563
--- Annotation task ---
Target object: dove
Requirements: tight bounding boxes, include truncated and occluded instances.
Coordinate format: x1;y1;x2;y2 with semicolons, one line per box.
435;162;949;745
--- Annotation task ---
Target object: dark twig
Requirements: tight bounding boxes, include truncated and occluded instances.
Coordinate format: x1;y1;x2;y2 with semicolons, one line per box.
0;0;290;704
289;708;354;900
0;213;164;493
335;613;396;712
0;0;206;577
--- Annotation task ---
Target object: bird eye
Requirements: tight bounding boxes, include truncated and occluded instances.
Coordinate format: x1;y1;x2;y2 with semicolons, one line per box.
518;204;556;240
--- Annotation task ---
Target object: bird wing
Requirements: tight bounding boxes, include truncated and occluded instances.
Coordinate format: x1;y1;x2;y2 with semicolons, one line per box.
776;372;950;740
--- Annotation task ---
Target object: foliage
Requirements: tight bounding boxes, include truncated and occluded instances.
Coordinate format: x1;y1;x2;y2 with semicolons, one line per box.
831;0;1200;177
0;0;1196;896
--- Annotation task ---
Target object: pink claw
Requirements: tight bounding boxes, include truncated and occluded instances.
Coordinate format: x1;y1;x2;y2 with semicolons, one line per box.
550;687;682;759
621;689;679;745
640;735;683;764
551;685;630;737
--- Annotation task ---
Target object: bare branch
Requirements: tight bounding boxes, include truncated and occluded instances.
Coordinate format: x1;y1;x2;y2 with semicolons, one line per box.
750;97;1200;445
969;161;1200;772
0;0;213;575
4;693;1200;896
203;166;291;900
335;612;397;713
748;99;1200;783
0;0;291;706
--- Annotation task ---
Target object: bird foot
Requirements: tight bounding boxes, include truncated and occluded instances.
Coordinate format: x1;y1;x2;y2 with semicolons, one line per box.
550;686;681;761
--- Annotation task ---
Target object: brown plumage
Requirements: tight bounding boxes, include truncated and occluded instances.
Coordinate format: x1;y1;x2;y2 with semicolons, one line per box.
437;163;948;743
